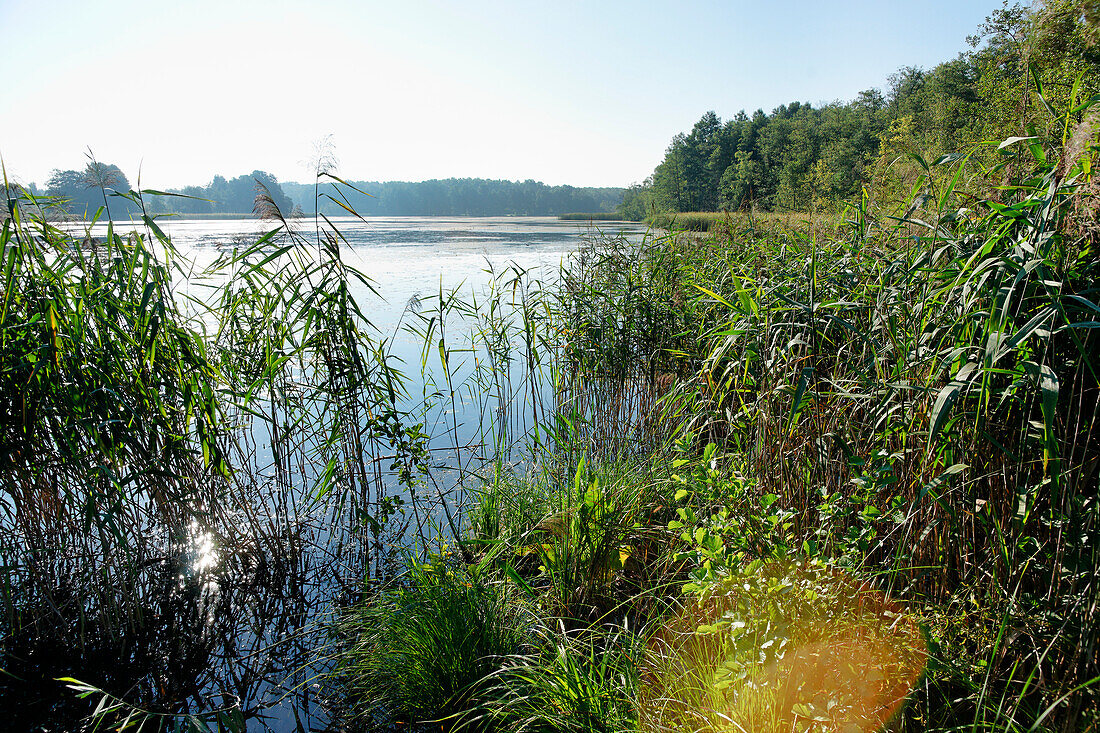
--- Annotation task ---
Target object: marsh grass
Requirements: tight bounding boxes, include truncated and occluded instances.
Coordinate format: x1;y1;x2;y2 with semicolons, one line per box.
381;94;1100;731
639;122;1100;729
645;210;844;236
4;79;1099;732
0;182;245;725
559;213;625;221
335;557;532;732
473;621;643;733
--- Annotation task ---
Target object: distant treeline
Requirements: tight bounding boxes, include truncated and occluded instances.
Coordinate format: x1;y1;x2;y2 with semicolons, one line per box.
36;166;295;220
282;179;624;217
624;0;1099;218
33;167;622;219
154;171;295;216
36;163;144;220
558;212;624;221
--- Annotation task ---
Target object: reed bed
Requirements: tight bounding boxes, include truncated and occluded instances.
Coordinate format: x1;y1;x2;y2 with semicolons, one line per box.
558;212;625;221
0;172;438;730
646;209;845;236
331;116;1100;732
2;102;1098;733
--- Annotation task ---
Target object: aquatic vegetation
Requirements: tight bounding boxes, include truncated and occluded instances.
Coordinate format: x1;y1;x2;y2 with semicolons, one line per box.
4;6;1100;729
335;558;532;731
0;172;434;729
348;91;1100;730
476;622;643;733
468;456;672;623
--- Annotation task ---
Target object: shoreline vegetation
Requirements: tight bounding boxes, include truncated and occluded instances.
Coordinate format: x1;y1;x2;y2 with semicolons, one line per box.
2;2;1099;732
616;0;1100;224
558;212;626;221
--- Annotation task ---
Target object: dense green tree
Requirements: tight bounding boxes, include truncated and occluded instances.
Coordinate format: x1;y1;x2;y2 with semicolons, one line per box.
617;181;652;220
631;0;1099;214
45;162;138;219
140;170;296;216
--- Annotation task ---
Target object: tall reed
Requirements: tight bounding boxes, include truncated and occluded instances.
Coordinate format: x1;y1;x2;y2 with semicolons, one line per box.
0;165;438;728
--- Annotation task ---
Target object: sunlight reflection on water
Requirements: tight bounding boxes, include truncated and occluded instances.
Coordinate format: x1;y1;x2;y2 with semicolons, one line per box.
57;215;646;732
184;521;220;576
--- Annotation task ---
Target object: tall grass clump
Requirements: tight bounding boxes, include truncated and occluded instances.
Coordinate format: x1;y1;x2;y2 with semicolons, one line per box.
646;211;729;232
476;622;642;733
204;177;431;580
0;181;240;723
646;210;843;236
552;228;697;463
334;558;532;731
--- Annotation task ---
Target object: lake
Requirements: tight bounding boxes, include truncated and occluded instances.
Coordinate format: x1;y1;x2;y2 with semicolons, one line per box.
22;215;644;732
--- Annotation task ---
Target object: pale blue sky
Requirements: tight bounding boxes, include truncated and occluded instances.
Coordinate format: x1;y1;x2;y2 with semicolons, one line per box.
0;0;1006;188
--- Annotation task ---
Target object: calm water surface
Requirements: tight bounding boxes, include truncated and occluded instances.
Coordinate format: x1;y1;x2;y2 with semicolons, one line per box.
62;216;644;731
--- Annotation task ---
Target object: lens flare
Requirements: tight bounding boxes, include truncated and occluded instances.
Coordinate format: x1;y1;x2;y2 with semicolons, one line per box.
640;560;927;733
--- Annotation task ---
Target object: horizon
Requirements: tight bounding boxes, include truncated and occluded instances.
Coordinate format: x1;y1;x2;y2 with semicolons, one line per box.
2;0;1003;191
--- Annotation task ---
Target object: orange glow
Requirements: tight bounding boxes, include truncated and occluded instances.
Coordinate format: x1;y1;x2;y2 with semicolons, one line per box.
640;561;927;733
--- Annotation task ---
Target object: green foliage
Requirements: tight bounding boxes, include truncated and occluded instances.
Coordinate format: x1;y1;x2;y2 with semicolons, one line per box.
638;1;1100;215
335;558;531;731
44;158;141;219
467;456;668;623
616;183;651;221
0;168;433;728
476;623;641;733
644;122;1099;727
667;442;798;585
281;178;625;217
150;170;294;216
529;459;648;619
1;191;229;541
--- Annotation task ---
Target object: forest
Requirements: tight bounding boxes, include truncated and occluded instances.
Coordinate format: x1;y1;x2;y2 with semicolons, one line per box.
623;0;1100;217
35;165;622;219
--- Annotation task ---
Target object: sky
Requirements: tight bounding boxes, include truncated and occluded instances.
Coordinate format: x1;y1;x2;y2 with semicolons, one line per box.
0;0;1007;189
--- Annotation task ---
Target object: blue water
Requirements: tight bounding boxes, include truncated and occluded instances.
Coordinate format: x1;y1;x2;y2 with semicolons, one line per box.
68;215;645;731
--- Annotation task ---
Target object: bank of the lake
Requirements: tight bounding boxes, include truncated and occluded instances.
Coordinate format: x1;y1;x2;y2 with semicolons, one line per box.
0;209;645;732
